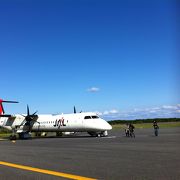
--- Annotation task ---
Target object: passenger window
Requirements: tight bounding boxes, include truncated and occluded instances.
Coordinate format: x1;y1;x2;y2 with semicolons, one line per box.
92;116;99;119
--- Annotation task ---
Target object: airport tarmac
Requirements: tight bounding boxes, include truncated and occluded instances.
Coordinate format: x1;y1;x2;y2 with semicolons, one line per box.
0;127;180;180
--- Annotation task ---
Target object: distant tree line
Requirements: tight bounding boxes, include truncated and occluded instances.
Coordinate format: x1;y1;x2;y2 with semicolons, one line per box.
108;118;180;125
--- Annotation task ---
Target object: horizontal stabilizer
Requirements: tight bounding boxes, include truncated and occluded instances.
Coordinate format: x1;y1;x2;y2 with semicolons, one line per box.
0;114;12;117
0;101;18;103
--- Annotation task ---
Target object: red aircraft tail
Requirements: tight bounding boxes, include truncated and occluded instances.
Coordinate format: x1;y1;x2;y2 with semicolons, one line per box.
0;99;18;116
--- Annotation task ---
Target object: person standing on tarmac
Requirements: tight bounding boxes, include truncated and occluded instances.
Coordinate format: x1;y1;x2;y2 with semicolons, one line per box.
153;120;159;136
125;123;130;137
129;123;135;138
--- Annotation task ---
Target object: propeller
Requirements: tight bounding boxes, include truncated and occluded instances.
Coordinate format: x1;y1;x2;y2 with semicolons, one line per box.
20;105;38;131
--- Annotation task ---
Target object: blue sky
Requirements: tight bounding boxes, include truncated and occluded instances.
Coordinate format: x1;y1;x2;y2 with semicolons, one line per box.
0;0;179;120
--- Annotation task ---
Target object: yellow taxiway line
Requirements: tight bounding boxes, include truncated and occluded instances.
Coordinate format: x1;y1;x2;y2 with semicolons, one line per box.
0;161;97;180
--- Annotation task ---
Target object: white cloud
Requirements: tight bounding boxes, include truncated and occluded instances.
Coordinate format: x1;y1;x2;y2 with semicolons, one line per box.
102;109;119;115
151;107;161;110
133;108;141;112
99;104;180;120
162;105;178;110
149;110;157;113
109;109;119;114
103;111;110;115
87;87;100;92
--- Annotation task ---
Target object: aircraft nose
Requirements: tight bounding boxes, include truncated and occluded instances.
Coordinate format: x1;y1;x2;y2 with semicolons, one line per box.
102;120;112;130
106;122;112;130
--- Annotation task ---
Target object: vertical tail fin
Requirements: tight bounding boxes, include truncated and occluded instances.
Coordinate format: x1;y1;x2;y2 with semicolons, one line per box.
0;99;18;115
0;99;5;115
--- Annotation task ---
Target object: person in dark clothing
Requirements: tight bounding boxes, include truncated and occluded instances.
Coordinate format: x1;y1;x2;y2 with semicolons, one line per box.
153;121;159;136
129;123;135;138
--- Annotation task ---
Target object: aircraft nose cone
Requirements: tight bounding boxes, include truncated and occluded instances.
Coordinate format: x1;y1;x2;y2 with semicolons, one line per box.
102;120;112;130
106;123;112;130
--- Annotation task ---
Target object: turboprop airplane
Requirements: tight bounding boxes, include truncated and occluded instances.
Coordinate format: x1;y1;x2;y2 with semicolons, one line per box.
0;99;112;139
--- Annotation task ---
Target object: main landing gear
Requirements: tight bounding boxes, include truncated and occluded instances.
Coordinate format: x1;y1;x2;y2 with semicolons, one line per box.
88;131;108;137
9;132;32;140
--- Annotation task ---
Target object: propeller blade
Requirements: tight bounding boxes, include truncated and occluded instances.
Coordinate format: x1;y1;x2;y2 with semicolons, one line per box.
27;105;30;116
32;111;38;116
19;118;26;126
74;106;76;114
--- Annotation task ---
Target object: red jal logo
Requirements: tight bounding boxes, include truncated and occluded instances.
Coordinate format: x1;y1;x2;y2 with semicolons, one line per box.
53;118;66;128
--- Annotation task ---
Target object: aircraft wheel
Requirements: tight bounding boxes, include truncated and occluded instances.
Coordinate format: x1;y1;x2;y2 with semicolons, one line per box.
56;132;63;137
101;131;108;137
35;132;41;137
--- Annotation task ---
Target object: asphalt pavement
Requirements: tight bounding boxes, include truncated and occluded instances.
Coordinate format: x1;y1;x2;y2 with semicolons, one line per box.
0;127;180;180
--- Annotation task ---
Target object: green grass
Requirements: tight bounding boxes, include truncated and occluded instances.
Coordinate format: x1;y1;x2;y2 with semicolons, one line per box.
0;133;11;138
112;122;180;129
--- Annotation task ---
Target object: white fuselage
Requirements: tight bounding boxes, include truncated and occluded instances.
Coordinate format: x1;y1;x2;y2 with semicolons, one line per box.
0;112;112;134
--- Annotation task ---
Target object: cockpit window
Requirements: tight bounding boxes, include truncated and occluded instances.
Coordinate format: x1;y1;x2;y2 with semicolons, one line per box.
92;115;99;119
84;116;91;119
84;115;100;119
